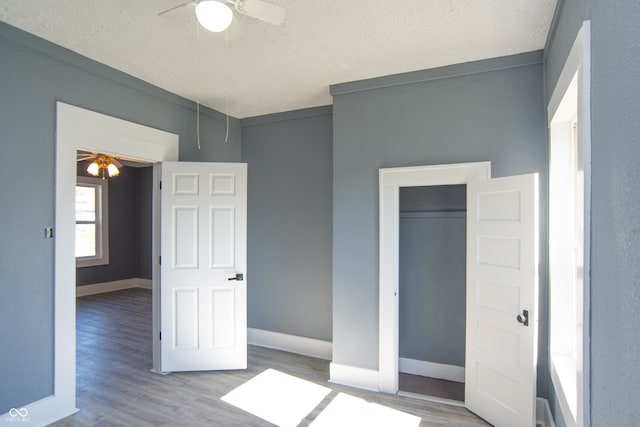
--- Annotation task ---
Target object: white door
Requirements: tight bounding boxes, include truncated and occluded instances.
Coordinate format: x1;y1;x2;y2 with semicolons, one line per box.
465;174;538;427
160;161;247;372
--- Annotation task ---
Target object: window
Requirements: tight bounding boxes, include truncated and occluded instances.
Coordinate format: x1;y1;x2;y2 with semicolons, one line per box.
547;21;590;427
76;176;109;267
549;99;581;422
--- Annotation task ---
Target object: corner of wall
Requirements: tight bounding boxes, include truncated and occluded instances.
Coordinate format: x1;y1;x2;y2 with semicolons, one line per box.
329;363;380;392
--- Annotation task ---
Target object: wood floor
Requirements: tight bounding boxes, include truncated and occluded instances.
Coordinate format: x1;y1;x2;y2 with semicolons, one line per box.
399;373;465;402
51;288;488;426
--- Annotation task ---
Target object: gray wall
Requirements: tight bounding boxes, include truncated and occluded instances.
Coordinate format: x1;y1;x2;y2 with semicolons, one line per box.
76;165;153;286
399;186;466;367
545;0;640;426
0;21;240;413
330;51;549;397
240;107;333;341
589;1;640;424
138;167;154;280
5;1;638;423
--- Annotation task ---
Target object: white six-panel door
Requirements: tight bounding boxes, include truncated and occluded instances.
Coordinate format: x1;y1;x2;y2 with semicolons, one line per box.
161;162;247;372
465;173;538;427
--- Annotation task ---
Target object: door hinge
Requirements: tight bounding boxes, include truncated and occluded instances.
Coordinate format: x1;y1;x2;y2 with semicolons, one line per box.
159;180;162;190
159;256;162;265
159;331;162;341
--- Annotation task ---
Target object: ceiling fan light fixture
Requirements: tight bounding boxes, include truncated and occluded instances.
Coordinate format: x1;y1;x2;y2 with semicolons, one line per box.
87;161;100;176
107;163;120;177
196;0;233;32
84;154;120;179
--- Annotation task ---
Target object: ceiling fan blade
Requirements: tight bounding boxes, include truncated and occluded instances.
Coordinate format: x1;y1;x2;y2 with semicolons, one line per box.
77;156;96;162
158;1;197;16
237;0;286;26
111;158;123;168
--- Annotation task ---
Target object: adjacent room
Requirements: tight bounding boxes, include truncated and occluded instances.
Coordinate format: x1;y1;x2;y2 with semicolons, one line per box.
1;1;639;426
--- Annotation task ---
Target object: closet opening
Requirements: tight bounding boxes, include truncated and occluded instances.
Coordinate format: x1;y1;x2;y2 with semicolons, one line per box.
397;184;466;404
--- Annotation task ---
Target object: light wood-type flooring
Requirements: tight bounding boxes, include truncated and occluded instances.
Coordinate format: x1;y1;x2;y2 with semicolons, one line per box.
399;373;465;402
51;288;488;426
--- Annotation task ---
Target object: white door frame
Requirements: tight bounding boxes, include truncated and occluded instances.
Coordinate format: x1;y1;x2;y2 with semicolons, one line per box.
378;161;491;393
51;102;178;422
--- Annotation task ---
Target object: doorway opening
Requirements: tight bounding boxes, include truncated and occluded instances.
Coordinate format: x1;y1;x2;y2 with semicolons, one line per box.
53;102;178;418
380;162;540;427
74;151;156;399
378;161;490;395
75;151;154;295
398;185;466;404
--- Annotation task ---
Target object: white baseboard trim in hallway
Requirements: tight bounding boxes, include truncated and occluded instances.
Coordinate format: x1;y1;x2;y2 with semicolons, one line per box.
76;278;152;297
247;328;332;361
399;357;465;383
397;390;466;408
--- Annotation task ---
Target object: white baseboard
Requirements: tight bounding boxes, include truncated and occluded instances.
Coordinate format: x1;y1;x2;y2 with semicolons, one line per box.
136;278;152;289
537;397;556;427
329;363;380;392
399;357;465;383
397;390;466;408
76;278;152;297
247;328;332;361
0;394;77;427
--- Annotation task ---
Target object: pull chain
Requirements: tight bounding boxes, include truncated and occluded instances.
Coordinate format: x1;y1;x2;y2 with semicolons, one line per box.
224;28;230;143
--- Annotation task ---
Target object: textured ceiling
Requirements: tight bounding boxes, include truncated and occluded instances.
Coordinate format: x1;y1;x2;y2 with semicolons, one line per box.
0;0;556;118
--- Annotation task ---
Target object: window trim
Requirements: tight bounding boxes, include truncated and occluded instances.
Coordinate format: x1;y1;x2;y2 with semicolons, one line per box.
547;21;591;427
76;176;109;267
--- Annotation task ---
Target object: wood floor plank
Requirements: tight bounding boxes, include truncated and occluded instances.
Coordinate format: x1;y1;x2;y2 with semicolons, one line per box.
400;373;465;402
50;288;488;426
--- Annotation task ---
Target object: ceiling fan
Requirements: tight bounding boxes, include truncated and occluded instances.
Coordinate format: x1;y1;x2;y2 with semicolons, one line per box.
77;153;123;179
159;0;286;32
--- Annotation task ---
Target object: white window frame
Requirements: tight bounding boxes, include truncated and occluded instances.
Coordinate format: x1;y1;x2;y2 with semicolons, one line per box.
76;176;109;267
547;21;590;427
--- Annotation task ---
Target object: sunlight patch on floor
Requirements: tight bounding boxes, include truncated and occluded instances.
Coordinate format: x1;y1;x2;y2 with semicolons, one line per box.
221;369;421;427
310;392;421;427
221;368;331;427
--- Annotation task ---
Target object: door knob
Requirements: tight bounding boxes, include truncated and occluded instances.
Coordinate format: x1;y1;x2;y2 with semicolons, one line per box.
228;273;244;281
516;309;529;326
